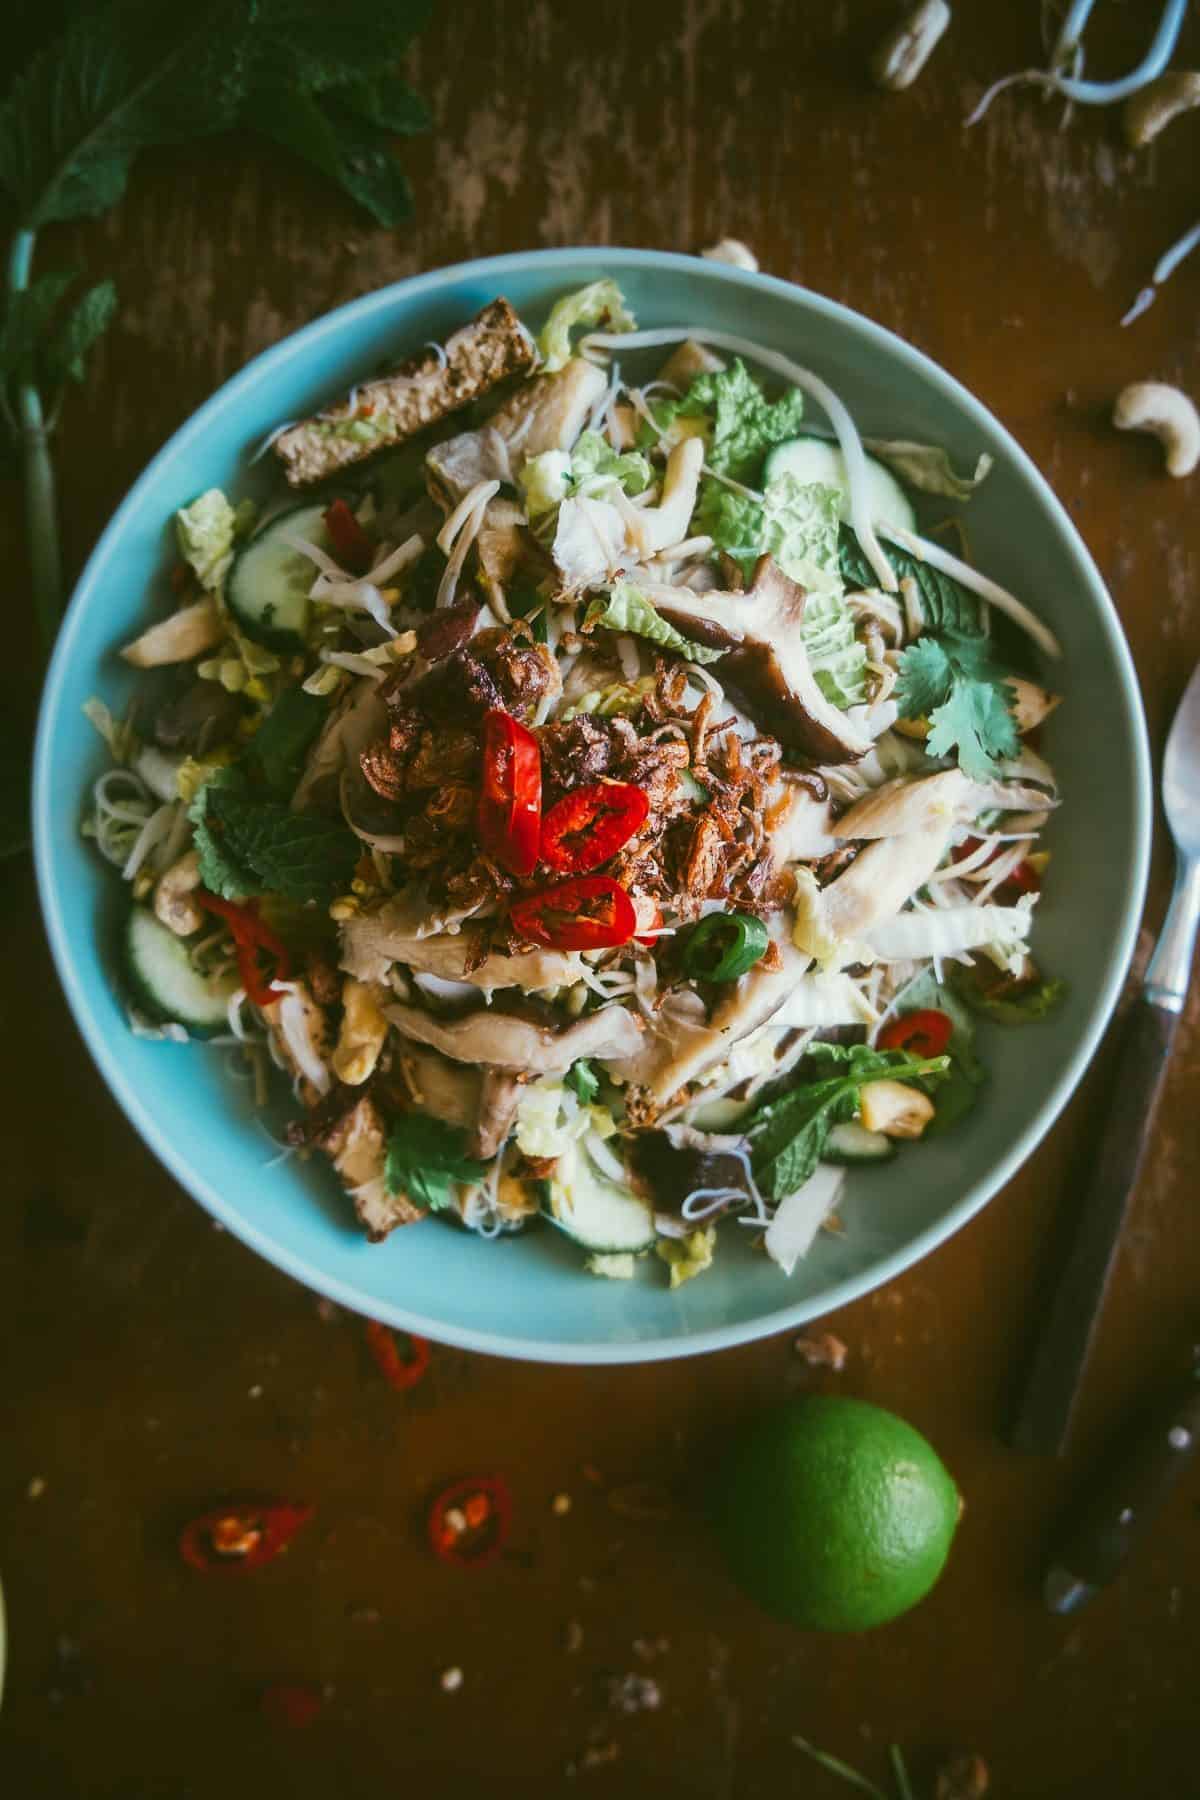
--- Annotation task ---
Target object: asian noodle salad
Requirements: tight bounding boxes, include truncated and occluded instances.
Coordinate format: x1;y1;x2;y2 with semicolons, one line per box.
83;278;1065;1284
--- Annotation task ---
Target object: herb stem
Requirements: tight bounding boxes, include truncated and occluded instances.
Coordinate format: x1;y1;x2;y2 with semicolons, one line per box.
9;228;64;656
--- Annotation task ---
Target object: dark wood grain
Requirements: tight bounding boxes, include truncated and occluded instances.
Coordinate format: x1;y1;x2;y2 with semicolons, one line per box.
1010;997;1182;1455
3;4;1200;1797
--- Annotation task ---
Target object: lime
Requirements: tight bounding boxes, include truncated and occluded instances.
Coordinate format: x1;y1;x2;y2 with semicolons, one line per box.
710;1395;960;1631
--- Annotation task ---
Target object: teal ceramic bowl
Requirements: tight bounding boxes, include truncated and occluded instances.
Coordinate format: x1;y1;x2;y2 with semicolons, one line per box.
34;249;1151;1363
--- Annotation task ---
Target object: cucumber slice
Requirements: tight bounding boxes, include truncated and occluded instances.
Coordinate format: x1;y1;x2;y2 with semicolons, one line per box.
124;905;240;1037
543;1139;656;1254
227;502;327;650
822;1121;896;1165
763;437;916;535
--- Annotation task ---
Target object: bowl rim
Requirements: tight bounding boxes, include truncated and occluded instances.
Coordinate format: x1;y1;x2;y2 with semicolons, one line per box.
34;245;1153;1364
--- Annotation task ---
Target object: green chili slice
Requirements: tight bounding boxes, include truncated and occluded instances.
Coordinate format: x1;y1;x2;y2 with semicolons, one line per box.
682;912;770;981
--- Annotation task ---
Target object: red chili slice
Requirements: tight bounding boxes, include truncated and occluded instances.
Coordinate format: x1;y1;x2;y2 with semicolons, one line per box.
197;891;292;1006
322;497;374;574
539;781;649;874
877;1008;953;1058
428;1475;512;1569
478;708;542;877
952;837;1040;902
365;1321;431;1391
179;1500;313;1573
509;875;637;951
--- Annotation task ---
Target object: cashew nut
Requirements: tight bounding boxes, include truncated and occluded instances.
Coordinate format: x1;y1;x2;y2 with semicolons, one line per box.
1122;71;1200;148
121;596;222;668
153;848;204;937
332;979;389;1086
860;1079;935;1139
1113;381;1200;478
871;0;951;91
700;238;758;272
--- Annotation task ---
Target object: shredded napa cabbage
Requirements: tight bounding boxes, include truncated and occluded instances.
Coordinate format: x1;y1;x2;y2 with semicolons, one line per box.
864;896;1036;969
584;580;726;666
538;280;636;373
175;489;251;592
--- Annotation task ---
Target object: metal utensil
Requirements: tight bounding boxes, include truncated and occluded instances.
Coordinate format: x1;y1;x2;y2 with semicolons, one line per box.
1010;662;1200;1454
1043;1348;1200;1612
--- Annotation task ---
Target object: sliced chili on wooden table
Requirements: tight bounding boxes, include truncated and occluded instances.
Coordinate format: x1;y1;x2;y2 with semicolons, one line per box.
179;1500;313;1572
510;875;636;950
365;1320;431;1390
478;707;542;877
428;1475;513;1569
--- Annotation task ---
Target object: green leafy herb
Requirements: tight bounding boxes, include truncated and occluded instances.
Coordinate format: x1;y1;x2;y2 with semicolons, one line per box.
895;634;1019;780
565;1059;600;1106
678;358;805;484
890;970;987;1132
950;966;1067;1024
747;1043;949;1200
584;580;727;666
385;1115;488;1211
189;769;358;903
242;687;329;797
838;523;983;636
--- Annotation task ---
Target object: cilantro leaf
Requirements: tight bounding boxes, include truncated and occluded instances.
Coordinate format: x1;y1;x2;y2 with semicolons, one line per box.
336;76;431;136
895;632;1019;780
565;1059;600;1106
385;1115;488;1211
746;1044;949;1200
680;359;805;484
189;770;359;903
838;524;983;637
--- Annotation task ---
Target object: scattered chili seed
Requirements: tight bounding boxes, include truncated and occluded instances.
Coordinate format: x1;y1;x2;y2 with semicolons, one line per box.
439;1666;464;1692
27;1476;46;1500
365;1320;431;1391
552;1492;572;1516
936;1752;990;1800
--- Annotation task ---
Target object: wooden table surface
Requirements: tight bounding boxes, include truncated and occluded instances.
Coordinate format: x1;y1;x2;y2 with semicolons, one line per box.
3;4;1199;1795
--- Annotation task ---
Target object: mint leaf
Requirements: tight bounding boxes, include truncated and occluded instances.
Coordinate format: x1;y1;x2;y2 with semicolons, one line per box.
0;0;249;228
565;1059;600;1106
255;87;416;226
189;770;358;903
242;686;329;797
681;359;805;484
42;278;117;384
188;767;259;898
839;524;983;637
337;76;431;135
746;1045;949;1200
246;1;433;94
0;268;76;380
385;1115;487;1210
